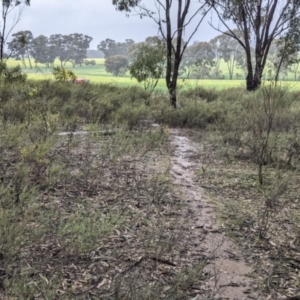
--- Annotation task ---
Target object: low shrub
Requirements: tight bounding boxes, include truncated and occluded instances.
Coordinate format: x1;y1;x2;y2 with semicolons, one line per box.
151;94;225;128
180;86;219;102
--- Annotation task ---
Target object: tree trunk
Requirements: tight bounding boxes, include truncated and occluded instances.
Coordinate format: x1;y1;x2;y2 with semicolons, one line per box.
169;90;177;108
22;57;27;69
245;45;262;91
0;13;6;61
275;57;284;83
0;35;4;61
246;72;261;91
168;83;177;108
27;53;32;69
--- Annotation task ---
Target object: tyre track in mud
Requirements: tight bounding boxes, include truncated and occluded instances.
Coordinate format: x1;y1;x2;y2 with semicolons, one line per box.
170;129;259;300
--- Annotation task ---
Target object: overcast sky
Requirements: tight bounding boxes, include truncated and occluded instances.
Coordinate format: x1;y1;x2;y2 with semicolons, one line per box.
10;0;220;49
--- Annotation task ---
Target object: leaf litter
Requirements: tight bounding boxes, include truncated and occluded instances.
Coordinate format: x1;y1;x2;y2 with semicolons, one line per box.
2;125;299;299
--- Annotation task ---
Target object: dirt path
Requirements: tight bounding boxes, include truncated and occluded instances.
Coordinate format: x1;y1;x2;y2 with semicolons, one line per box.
170;129;259;300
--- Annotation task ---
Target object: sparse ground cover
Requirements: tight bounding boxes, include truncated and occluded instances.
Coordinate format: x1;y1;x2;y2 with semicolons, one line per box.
192;130;300;298
188;85;300;298
1;126;207;299
1;79;300;299
0;81;218;299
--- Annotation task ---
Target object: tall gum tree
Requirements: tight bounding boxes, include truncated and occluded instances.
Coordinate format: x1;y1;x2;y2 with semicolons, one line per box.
208;0;300;91
112;0;211;108
7;30;33;68
1;0;30;61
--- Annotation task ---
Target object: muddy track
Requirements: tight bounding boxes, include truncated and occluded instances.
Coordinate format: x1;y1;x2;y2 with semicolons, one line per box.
170;129;260;300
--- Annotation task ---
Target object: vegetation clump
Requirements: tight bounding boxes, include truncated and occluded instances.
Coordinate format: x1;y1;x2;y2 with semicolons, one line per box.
1;76;300;298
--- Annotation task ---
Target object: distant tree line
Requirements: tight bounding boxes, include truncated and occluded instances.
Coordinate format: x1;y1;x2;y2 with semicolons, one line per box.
6;30;300;83
99;34;300;82
7;31;93;68
2;0;300;109
113;0;300;107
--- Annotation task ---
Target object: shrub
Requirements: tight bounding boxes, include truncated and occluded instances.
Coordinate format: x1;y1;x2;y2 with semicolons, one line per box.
114;103;150;129
216;83;300;184
151;95;225;128
180;86;219;102
0;61;27;84
52;66;77;82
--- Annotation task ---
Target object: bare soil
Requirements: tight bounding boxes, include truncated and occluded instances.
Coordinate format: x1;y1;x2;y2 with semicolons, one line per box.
170;129;259;300
184;129;300;300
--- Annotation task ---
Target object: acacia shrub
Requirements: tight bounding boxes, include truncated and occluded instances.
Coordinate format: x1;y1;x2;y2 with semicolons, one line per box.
150;94;225;128
180;86;219;102
215;84;300;183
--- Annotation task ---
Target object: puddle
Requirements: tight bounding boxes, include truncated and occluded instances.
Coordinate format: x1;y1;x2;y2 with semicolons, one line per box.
170;129;258;300
58;130;116;136
58;122;159;137
58;131;91;136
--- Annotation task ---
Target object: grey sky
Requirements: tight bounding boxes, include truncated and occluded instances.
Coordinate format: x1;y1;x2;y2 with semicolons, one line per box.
12;0;219;49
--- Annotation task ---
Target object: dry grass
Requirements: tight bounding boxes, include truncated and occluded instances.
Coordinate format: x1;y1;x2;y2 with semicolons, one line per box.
0;123;211;299
191;130;300;298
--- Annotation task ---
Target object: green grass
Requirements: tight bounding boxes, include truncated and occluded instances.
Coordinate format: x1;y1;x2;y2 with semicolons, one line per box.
5;58;300;91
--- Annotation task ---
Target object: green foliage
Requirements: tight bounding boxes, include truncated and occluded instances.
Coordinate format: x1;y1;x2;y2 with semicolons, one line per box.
52;66;77;82
105;55;128;76
210;0;300;90
129;43;165;93
0;61;27;84
84;59;96;65
112;0;140;12
114;102;150;129
180;86;219;102
97;38;134;58
7;30;34;69
181;41;216;79
151;94;224;128
216;83;300;185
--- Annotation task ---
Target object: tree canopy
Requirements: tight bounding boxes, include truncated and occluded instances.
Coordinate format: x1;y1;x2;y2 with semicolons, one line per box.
97;38;134;58
105;55;129;76
113;0;211;108
209;0;300;90
0;0;31;60
129;37;165;93
182;41;215;79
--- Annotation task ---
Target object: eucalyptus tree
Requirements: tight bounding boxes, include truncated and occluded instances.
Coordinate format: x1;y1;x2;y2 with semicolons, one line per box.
209;36;223;78
48;34;70;67
7;30;33;68
274;27;300;81
209;0;300;90
212;31;243;79
127;36;164;63
288;53;300;81
30;35;56;68
105;55;129;76
97;38;134;58
112;0;211;108
129;37;165;93
266;40;290;81
1;0;30;61
181;41;215;79
67;33;93;67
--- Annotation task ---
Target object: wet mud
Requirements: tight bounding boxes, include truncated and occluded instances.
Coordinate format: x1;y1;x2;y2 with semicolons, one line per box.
170;129;258;300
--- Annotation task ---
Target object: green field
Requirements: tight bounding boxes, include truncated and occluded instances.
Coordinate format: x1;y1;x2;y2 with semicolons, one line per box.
6;58;300;91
